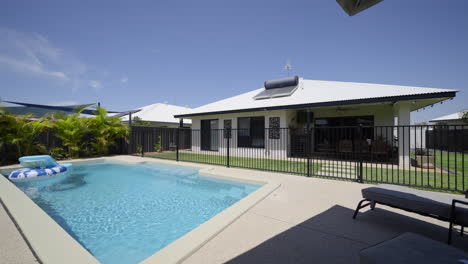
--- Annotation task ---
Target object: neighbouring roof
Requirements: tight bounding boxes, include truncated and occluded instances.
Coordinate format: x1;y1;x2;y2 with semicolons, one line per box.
121;103;192;124
175;78;457;118
430;111;467;122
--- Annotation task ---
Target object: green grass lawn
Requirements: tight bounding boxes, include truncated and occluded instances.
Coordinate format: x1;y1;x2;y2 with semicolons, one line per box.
149;151;322;175
362;165;467;192
149;151;467;192
433;151;468;176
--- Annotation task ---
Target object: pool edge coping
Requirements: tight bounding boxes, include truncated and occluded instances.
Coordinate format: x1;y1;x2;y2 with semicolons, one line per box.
0;156;280;264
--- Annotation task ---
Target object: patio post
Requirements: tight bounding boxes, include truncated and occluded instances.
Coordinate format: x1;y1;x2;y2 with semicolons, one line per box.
397;104;411;167
306;109;311;177
358;124;364;183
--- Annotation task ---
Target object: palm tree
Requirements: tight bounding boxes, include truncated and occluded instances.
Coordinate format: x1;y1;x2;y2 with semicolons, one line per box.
88;107;129;155
0;112;52;157
53;108;89;158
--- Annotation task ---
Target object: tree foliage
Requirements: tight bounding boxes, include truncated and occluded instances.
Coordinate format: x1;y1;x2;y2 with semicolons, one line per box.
53;107;89;158
132;116;154;126
462;110;468;124
0;111;52;158
0;106;129;165
87;107;129;155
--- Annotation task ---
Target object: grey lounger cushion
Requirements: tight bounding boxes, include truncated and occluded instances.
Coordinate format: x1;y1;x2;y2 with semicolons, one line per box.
359;232;468;264
362;184;468;226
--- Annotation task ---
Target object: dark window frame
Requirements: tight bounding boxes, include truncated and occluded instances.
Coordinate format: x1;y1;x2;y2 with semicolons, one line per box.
314;115;374;127
237;116;265;148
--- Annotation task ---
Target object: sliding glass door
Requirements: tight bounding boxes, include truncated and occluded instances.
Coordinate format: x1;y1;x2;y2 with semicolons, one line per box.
201;119;219;151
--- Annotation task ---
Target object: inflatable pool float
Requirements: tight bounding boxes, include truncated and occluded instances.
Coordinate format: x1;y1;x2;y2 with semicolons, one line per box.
8;155;72;182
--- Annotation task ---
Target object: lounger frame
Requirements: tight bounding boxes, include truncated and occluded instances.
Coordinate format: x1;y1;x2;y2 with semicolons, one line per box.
353;198;467;244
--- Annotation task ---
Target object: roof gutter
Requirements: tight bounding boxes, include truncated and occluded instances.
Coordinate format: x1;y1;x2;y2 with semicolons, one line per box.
175;91;457;118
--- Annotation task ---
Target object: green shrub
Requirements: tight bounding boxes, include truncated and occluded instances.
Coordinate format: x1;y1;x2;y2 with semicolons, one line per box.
154;136;162;152
49;147;68;160
136;144;143;153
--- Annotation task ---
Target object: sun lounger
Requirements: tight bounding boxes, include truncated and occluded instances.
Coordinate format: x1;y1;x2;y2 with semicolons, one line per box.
359;232;468;264
353;184;468;244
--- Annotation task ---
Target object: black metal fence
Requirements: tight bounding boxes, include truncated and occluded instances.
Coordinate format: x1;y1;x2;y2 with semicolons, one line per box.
134;125;468;193
129;126;191;154
426;126;468;152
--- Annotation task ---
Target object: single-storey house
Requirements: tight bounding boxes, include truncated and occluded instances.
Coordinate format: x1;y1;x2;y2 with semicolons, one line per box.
175;77;457;165
430;110;467;126
121;103;192;128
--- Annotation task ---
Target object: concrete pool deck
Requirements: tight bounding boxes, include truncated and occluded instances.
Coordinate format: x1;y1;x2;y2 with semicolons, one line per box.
1;156;467;263
0;200;38;264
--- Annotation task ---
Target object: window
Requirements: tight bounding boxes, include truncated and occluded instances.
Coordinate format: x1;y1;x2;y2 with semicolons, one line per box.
313;116;375;152
237;117;265;148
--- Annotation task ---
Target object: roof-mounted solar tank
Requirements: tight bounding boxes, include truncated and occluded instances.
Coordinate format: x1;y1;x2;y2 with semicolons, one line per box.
253;76;300;100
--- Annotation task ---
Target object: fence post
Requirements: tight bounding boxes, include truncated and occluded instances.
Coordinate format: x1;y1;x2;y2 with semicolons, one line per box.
176;128;180;161
357;125;364;183
141;129;145;157
128;113;133;155
226;131;230;168
306;128;311;177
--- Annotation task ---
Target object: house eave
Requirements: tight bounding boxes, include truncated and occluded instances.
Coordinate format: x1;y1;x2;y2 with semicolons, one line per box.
174;91;457;118
429;119;462;123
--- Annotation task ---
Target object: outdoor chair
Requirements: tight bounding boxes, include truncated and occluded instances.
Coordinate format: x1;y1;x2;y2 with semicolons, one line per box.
353;184;468;244
358;232;468;264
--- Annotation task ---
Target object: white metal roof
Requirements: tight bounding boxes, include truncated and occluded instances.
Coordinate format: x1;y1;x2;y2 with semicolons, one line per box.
176;78;457;117
121;103;192;124
430;111;467;122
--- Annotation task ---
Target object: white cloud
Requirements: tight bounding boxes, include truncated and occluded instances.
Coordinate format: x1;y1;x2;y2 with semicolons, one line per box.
0;28;97;92
0;55;68;80
88;80;102;91
120;77;128;83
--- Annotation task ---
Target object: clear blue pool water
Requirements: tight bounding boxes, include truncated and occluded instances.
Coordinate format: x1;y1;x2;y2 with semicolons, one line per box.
8;161;259;264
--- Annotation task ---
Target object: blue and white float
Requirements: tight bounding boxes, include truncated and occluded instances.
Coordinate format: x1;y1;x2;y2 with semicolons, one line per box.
8;155;72;182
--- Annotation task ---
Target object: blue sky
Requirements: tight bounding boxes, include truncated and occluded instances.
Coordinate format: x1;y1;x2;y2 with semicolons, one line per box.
0;0;467;123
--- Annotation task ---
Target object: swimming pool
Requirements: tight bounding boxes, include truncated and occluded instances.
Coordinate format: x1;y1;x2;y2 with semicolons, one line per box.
8;161;260;264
